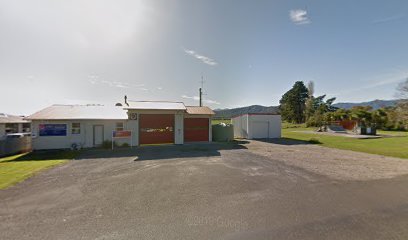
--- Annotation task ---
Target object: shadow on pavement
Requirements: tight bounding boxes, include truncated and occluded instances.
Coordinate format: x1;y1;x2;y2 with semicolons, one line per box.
75;141;249;161
253;137;321;145
2;150;79;162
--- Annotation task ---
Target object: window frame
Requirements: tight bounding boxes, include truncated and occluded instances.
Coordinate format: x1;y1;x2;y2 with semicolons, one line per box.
5;123;19;134
22;123;31;133
71;122;81;135
115;122;124;131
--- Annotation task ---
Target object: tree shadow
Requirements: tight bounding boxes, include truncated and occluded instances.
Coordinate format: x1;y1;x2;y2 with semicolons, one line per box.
75;141;249;161
1;141;250;163
253;137;322;145
1;150;79;163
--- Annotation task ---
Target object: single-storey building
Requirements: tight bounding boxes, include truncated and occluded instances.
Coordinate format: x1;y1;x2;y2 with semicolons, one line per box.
232;113;281;139
0;113;31;140
27;101;214;150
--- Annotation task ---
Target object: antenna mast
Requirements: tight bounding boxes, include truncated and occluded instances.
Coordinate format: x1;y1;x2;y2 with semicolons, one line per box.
199;75;205;107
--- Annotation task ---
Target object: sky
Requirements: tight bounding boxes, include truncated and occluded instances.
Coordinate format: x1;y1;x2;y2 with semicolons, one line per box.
1;0;408;115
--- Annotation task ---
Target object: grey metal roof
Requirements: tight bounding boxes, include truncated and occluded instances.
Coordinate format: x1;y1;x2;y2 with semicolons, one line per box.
26;105;128;120
0;113;30;123
185;106;215;115
124;101;186;110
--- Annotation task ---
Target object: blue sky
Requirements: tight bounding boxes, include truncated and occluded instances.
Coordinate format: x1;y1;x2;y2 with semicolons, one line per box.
1;0;408;115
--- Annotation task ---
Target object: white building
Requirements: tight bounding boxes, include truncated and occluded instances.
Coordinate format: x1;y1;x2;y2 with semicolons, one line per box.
27;101;214;150
232;113;281;139
0;113;31;140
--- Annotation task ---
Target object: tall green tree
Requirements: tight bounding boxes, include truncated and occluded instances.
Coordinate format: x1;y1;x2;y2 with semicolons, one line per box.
350;106;373;127
279;81;309;123
396;79;408;129
304;81;315;121
306;94;337;126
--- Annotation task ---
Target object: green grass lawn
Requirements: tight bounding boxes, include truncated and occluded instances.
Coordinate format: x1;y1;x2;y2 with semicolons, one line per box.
0;150;78;189
212;119;231;125
283;128;408;159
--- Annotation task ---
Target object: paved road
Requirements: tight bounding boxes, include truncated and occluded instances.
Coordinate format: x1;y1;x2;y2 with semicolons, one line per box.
1;141;408;240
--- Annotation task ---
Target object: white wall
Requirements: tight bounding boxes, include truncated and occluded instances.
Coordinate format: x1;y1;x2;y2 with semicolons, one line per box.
232;115;249;138
233;114;281;139
232;116;241;138
127;119;138;146
174;113;184;144
31;111;215;149
209;116;212;142
248;115;281;139
31;120;132;150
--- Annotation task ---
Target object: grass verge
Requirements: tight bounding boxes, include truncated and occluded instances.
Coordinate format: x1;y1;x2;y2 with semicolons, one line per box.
212;119;231;125
283;128;408;159
0;150;78;189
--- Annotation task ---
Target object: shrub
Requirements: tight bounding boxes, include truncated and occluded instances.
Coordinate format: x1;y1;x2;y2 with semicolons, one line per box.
308;138;321;144
282;122;306;129
121;143;130;148
101;140;117;149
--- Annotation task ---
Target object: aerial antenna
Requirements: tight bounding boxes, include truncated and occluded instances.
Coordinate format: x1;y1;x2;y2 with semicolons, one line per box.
199;74;206;107
200;74;205;89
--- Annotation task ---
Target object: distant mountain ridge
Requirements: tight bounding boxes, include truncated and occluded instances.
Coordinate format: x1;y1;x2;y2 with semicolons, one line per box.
213;99;400;118
214;105;279;119
332;99;399;110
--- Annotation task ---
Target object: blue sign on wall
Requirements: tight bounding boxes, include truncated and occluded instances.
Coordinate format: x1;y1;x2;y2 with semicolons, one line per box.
39;124;67;136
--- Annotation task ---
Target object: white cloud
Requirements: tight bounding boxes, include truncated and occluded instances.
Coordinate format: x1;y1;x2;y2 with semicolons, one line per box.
181;95;200;101
204;99;221;105
289;9;311;25
181;95;220;105
183;48;218;66
372;14;405;24
88;76;145;89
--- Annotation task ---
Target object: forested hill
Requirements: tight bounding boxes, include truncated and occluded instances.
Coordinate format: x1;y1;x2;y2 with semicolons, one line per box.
213;105;279;119
213;99;400;119
332;99;399;110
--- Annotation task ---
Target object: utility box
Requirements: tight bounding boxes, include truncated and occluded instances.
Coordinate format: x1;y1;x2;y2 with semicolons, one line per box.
232;114;281;139
212;123;234;142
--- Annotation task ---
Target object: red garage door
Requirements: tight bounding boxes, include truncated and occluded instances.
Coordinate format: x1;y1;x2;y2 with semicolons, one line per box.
184;118;209;142
140;114;174;144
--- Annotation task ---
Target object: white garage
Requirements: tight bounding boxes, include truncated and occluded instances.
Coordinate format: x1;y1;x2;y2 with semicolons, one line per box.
232;113;281;139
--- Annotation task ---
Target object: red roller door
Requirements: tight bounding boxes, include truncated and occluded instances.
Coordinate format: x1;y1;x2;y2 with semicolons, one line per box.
140;114;174;144
184;118;209;142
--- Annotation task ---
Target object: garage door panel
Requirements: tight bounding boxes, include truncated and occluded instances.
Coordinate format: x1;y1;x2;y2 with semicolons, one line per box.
251;121;269;139
184;118;209;142
140;114;174;144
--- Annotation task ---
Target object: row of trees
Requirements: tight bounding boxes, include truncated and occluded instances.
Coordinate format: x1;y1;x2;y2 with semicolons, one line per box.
323;106;404;130
279;80;408;130
279;81;337;125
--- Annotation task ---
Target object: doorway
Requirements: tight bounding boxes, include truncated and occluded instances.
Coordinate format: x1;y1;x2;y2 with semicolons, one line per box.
93;125;104;147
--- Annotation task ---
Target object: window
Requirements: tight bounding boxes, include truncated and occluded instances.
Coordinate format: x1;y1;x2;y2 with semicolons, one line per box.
22;123;31;133
39;124;67;136
71;123;81;134
5;123;18;134
116;122;124;131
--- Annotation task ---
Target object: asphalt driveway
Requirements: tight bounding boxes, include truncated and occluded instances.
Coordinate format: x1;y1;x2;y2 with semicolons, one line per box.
1;140;408;240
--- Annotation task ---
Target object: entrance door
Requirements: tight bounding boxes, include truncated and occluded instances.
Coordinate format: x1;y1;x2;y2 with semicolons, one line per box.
139;114;174;144
184;118;209;142
93;125;104;146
